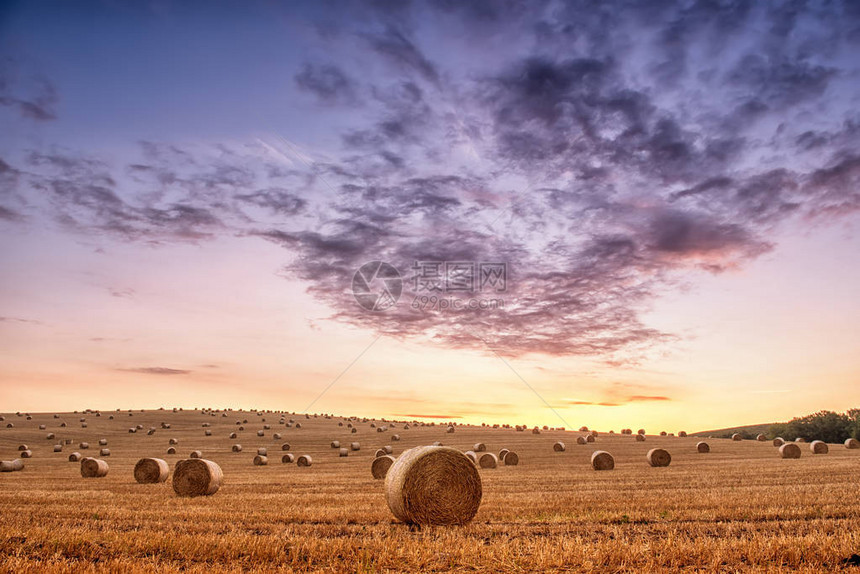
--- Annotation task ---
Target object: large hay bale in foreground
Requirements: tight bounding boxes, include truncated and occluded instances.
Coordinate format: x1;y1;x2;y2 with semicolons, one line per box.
172;459;222;497
81;457;109;478
697;441;710;453
845;438;860;449
773;437;785;447
68;452;82;462
0;459;24;472
385;446;482;526
253;455;268;465
371;455;395;479
553;441;565;452
503;451;519;465
134;458;169;483
810;440;829;454
478;452;498;469
296;455;313;467
591;450;615;471
647;448;671;467
281;454;295;463
779;443;801;458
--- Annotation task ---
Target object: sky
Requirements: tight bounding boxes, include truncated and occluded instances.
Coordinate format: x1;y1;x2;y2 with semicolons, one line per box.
1;0;859;432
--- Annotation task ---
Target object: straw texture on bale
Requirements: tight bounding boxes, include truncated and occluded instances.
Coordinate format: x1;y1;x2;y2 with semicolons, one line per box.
478;452;498;468
0;459;24;472
635;434;645;442
810;440;829;454
189;450;202;459
339;448;349;457
68;452;82;462
503;451;519;465
253;455;268;465
281;454;295;463
553;441;565;452
134;458;169;483
384;446;482;526
779;443;802;459
846;438;860;449
371;454;395;479
591;450;615;471
647;448;671;467
296;455;313;467
773;437;785;447
81;457;109;478
172;459;222;497
697;441;710;453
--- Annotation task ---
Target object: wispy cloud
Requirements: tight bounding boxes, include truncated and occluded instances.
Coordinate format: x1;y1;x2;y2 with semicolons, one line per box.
117;367;191;375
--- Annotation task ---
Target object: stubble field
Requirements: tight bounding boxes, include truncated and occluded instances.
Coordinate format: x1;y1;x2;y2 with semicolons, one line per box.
1;409;859;573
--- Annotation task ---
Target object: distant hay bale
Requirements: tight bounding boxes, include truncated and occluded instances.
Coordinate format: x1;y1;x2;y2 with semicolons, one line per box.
503;451;519;465
39;424;46;430
296;455;313;467
478;453;498;468
172;459;222;497
635;434;645;442
134;458;169;483
350;442;360;451
0;459;24;472
731;433;742;441
53;445;62;452
810;440;829;454
660;431;667;436
80;457;109;478
392;434;401;441
351;428;357;434
464;450;477;463
646;448;671;467
169;438;178;445
129;428;136;434
281;443;291;451
68;452;82;462
678;431;687;437
339;448;349;457
256;447;267;456
779;443;802;459
474;443;487;452
46;433;55;440
371;455;395;479
553;441;565;452
845;438;860;449
383;445;393;454
756;434;767;441
384;446;482;526
590;450;615;471
794;437;806;443
256;430;264;437
637;429;645;435
189;450;202;459
447;426;455;434
331;440;340;448
576;436;587;445
79;442;89;449
253;455;268;465
204;430;212;436
697;441;710;453
586;435;595;443
498;448;510;460
773;437;785;447
17;444;28;451
100;448;110;456
231;444;242;452
167;447;176;455
273;433;282;440
99;439;107;445
281;454;295;463
532;427;540;435
375;449;387;458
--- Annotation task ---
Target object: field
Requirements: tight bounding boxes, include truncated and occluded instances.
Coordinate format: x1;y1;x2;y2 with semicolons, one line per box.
1;409;859;573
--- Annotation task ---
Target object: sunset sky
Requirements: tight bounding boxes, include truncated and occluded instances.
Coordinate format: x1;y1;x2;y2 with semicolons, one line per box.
1;1;859;432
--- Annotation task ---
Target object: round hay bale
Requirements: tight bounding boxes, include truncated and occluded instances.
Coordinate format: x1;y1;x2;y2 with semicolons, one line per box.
79;442;89;449
637;429;645;435
585;435;595;443
256;447;267;456
678;431;687;437
553;441;565;452
253;455;268;466
375;449;386;458
478;452;498;468
590;450;615;471
503;451;519;465
0;459;24;472
169;438;178;445
531;427;540;434
383;445;393;454
339;448;349;457
810;440;828;454
68;452;82;462
392;434;401;441
256;430;264;437
17;444;28;451
46;433;55;440
134;458;169;483
296;455;312;467
281;453;295;463
100;448;110;456
635;434;646;442
231;444;242;452
351;428;357;434
167;447;176;455
331;440;340;448
697;441;710;453
384;446;482;526
281;443;291;451
779;443;801;459
756;434;767;441
576;436;587;445
731;433;742;441
172;459;222;496
795;437;806;443
189;450;202;459
474;443;487;452
350;442;360;451
17;449;32;458
464;450;477;463
371;454;396;479
99;438;107;445
447;426;455;434
773;437;785;447
273;433;282;440
229;432;237;439
80;457;109;478
647;448;671;467
498;448;509;459
128;428;136;434
53;444;62;452
845;438;860;449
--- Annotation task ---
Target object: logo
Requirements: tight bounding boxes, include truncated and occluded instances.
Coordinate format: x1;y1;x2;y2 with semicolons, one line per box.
352;261;402;312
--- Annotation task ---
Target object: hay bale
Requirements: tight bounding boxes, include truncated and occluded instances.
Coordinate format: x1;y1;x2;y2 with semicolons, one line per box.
339;447;349;457
576;436;586;445
0;459;24;472
432;441;442;446
585;435;595;443
79;442;89;449
635;434;646;442
281;443;291;451
637;429;645;435
553;441;565;452
99;439;107;446
351;428;357;434
273;433;282;440
756;434;767;441
646;448;671;467
447;426;455;434
795;437;807;443
474;443;487;452
731;433;742;441
134;458;169;483
464;450;477;463
383;445;393;454
231;444;242;452
296;455;313;467
256;430;264;437
375;449;386;458
371;454;395;479
503;451;519;465
678;431;687;437
779;443;801;459
350;442;361;451
46;433;55;440
256;447;267;456
498;448;510;460
590;450;615;471
172;459;222;496
392;434;401;441
100;448;110;456
697;441;710;453
169;438;178;445
845;438;860;449
253;455;268;465
773;437;785;447
384;446;482;525
167;447;176;454
80;457;109;478
17;445;28;451
68;452;82;462
810;440;829;454
18;449;31;458
53;444;62;452
531;427;540;434
331;440;341;448
189;450;202;459
478;453;498;468
281;454;295;463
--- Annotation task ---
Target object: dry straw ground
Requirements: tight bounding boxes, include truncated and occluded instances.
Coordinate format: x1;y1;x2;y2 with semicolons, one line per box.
1;409;860;573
